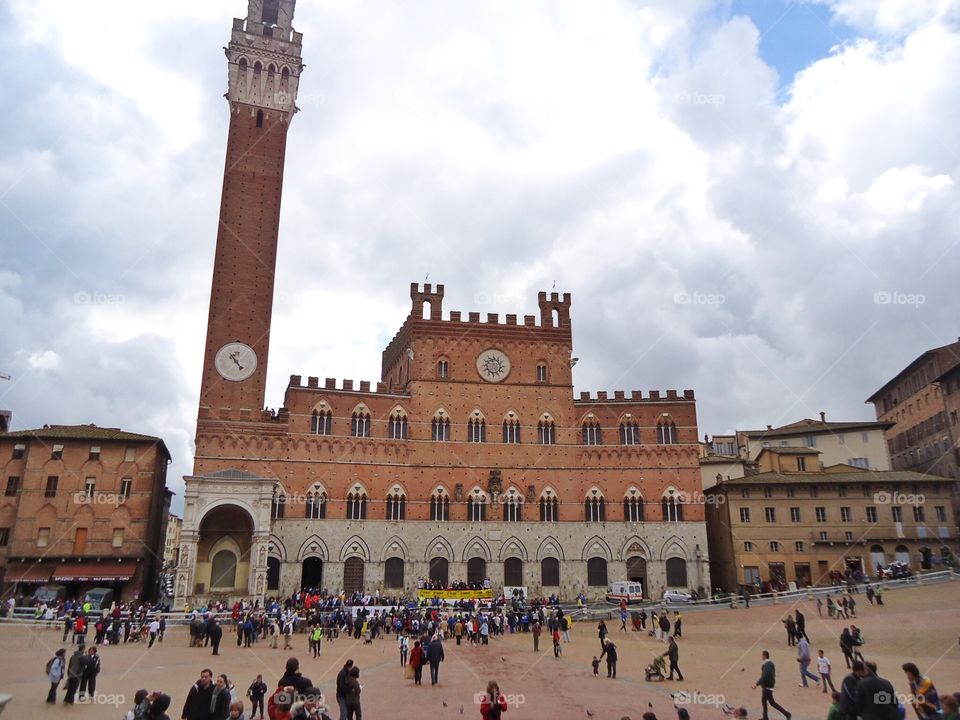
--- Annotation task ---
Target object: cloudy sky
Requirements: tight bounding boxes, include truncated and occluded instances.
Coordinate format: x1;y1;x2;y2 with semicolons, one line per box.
1;0;958;513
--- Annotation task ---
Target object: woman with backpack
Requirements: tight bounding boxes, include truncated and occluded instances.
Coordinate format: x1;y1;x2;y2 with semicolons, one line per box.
480;680;508;719
45;648;66;703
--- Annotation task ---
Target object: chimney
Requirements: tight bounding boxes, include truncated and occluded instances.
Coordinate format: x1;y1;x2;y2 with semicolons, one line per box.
819;411;826;422
766;425;772;431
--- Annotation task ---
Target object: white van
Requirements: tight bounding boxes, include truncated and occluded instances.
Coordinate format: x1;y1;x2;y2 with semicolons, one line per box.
605;581;644;605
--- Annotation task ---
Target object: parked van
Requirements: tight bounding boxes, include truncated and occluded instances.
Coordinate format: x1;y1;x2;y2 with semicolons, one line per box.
31;584;67;606
605;581;644;605
82;587;116;612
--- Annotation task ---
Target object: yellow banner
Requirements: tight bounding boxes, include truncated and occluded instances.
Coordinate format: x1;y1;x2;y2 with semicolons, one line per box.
417;589;493;601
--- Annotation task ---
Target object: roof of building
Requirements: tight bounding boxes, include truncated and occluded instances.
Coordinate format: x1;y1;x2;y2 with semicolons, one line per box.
742;418;893;439
758;446;822;455
1;424;169;456
705;468;945;489
866;339;960;403
199;468;264;481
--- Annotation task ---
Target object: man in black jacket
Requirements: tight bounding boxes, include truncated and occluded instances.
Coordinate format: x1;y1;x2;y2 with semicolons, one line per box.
63;647;89;704
600;639;619;678
662;636;684;681
208;617;223;656
855;662;899;720
279;657;314;695
838;660;863;720
795;610;809;642
181;668;215;720
428;636;445;685
335;660;354;720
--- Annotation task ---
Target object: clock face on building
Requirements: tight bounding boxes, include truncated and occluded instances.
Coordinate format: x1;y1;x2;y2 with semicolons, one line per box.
214;342;258;382
476;349;511;383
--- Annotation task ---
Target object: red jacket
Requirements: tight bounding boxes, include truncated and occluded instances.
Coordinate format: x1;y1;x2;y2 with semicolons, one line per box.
480;694;508;718
409;646;424;668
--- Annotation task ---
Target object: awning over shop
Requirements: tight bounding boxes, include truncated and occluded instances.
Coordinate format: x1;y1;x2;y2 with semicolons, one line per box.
52;561;139;583
5;564;55;583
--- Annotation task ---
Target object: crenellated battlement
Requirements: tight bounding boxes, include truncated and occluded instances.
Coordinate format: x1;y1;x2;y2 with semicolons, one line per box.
286;375;408;396
575;389;695;403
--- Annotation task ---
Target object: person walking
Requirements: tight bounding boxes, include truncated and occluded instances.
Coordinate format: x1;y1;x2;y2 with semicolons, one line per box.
659;613;671;643
428;635;445;685
673;612;682;638
552;626;562;658
46;648;66;704
797;637;820;688
562;614;571;643
855;662;899;720
148;617;160;648
209;617;223;656
598;620;609;649
599;639;618;678
79;646;101;701
817;650;837;693
398;633;409;667
795;610;809;642
752;650;791;720
409;642;424;686
839;627;854;669
480;680;508;719
902;662;941;720
212;674;233;720
63;646;88;704
181;668;216;720
336;659;355;719
663;636;683;681
638;609;647;630
532;620;541;652
343;666;362;720
783;616;797;647
619;608;628;633
247;674;267;720
838;661;862;720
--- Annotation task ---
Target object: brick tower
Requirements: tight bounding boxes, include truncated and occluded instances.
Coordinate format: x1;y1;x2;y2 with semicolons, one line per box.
196;0;303;429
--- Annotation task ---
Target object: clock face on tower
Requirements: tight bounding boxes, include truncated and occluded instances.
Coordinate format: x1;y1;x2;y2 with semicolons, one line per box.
476;348;511;383
214;342;257;382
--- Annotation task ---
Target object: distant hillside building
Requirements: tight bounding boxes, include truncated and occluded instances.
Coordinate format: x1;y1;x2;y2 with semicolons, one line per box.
0;425;172;602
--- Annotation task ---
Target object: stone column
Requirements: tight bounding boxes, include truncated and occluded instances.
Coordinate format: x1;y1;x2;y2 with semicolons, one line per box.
174;532;198;610
249;532;270;607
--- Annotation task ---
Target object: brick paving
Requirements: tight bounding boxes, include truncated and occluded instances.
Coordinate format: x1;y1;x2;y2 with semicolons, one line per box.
1;583;958;719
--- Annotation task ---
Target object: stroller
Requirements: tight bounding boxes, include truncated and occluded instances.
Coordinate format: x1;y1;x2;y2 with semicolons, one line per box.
645;655;666;681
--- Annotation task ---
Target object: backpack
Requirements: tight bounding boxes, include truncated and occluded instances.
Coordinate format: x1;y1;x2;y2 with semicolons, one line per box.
45;656;56;675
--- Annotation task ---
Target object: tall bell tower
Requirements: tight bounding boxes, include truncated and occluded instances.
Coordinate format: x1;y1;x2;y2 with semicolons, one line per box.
197;0;303;430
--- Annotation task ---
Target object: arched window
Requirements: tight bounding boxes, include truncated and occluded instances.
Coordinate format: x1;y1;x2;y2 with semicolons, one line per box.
254;60;262;74
386;493;406;521
538;419;556;445
585;495;606;522
467;417;486;443
582;420;602;445
541;557;560;586
539;495;559;522
467;557;486;586
536;363;548;383
665;557;688;587
657;421;679;445
266;556;281;590
384;557;404;588
623;496;644;522
311;409;332;435
437;359;449;379
239;57;248;72
661;495;684;522
430;491;450;521
587;557;608;586
271;490;286;519
429;557;449;586
502;417;521;444
210;550;237;589
467;493;487;522
346;492;367;520
351;411;371;437
504;557;523;586
305;489;327;519
431;415;450;441
503;492;522;522
388;410;408;440
267;63;276;76
256;110;264;128
620;421;640;445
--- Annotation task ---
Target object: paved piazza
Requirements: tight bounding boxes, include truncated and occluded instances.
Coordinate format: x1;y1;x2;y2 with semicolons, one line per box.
1;583;958;719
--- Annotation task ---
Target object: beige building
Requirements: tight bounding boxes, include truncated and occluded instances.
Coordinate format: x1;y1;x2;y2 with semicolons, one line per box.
700;434;746;490
704;446;957;592
164;514;182;567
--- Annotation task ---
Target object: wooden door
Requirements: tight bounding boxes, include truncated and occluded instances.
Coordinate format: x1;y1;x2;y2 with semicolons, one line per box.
74;527;88;555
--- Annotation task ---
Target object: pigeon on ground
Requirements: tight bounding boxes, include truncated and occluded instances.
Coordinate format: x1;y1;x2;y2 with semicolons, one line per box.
459;704;464;714
587;711;595;718
442;700;448;707
501;656;507;662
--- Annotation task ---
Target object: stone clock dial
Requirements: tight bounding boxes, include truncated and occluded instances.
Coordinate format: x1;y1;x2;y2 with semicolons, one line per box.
214;342;257;382
476;348;511;383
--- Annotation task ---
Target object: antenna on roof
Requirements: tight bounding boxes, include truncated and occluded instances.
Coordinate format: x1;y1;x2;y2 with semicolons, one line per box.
551;280;556;291
424;273;429;283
